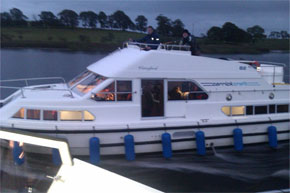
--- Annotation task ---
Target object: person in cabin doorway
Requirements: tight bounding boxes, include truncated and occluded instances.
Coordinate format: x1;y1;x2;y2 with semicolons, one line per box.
129;26;160;50
142;83;160;117
179;29;200;56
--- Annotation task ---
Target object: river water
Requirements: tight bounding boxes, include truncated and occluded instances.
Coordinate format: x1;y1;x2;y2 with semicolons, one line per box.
0;48;289;192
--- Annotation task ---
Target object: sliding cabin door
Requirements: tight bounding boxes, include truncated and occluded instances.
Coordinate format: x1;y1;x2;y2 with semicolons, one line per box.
141;80;164;118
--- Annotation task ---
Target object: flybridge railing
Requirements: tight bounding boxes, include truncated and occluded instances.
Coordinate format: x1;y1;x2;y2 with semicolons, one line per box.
0;77;73;105
0;77;67;86
123;41;191;51
220;59;287;86
236;60;286;67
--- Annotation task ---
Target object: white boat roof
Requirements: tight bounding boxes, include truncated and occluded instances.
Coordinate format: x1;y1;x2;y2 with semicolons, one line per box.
87;47;260;79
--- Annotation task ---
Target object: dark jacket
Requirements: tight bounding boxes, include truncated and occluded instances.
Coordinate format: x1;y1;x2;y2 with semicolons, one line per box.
180;35;200;55
137;32;160;49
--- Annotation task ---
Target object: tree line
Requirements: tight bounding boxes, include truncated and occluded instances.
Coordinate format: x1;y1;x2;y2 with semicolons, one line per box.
1;8;289;41
207;23;289;42
0;8;185;37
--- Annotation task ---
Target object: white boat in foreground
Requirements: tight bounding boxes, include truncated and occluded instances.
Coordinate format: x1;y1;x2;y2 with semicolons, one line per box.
0;43;289;155
0;128;162;193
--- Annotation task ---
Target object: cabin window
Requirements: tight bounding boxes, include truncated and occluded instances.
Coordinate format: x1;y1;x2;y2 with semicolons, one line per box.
269;104;276;114
12;108;25;119
221;106;230;116
231;106;245;116
43;110;58;121
246;106;253;115
91;80;132;102
223;104;289;117
117;81;132;101
168;81;208;101
60;111;82;121
255;106;267;115
277;104;289;113
222;106;244;116
84;111;95;121
27;109;41;120
94;82;115;101
69;70;91;87
72;73;107;96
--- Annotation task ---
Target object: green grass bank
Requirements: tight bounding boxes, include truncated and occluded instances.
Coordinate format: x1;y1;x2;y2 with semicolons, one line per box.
1;27;289;54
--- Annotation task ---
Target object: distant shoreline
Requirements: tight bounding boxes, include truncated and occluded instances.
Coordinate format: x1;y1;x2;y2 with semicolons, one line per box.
2;46;289;55
2;27;289;54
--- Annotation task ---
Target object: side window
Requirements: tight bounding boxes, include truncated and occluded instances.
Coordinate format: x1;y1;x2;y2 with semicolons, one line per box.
117;81;132;101
231;106;245;116
246;106;253;115
43;110;58;121
92;80;132;102
255;106;267;115
223;104;289;117
277;104;289;113
84;111;95;121
12;108;25;119
95;82;115;101
221;106;230;116
222;106;245;116
269;104;276;114
168;81;208;101
60;111;82;121
27;109;41;120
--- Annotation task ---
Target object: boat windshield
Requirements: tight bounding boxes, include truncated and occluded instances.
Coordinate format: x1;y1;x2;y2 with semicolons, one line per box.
68;70;91;87
72;73;107;96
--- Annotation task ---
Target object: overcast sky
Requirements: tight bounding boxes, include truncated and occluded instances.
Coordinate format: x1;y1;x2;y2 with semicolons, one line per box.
1;0;289;36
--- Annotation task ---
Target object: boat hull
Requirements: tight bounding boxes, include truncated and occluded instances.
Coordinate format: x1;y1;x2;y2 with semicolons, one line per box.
4;119;289;156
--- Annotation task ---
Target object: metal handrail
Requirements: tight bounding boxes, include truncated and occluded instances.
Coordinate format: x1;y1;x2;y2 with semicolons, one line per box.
258;65;284;86
0;85;74;99
257;61;285;67
124;41;161;49
0;90;21;106
159;44;191;51
124;41;191;51
259;65;284;68
233;60;286;87
0;77;73;99
0;77;67;86
234;60;286;67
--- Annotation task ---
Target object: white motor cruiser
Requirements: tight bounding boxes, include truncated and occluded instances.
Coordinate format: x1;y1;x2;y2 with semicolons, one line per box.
0;43;289;155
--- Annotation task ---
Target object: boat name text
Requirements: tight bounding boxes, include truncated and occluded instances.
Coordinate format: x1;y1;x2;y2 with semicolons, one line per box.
138;66;159;71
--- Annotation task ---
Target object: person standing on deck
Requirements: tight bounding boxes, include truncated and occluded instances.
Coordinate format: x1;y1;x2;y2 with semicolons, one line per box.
130;26;160;50
179;29;200;56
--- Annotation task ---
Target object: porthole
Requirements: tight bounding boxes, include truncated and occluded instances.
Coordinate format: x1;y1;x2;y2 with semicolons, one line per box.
226;94;232;101
269;93;274;100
